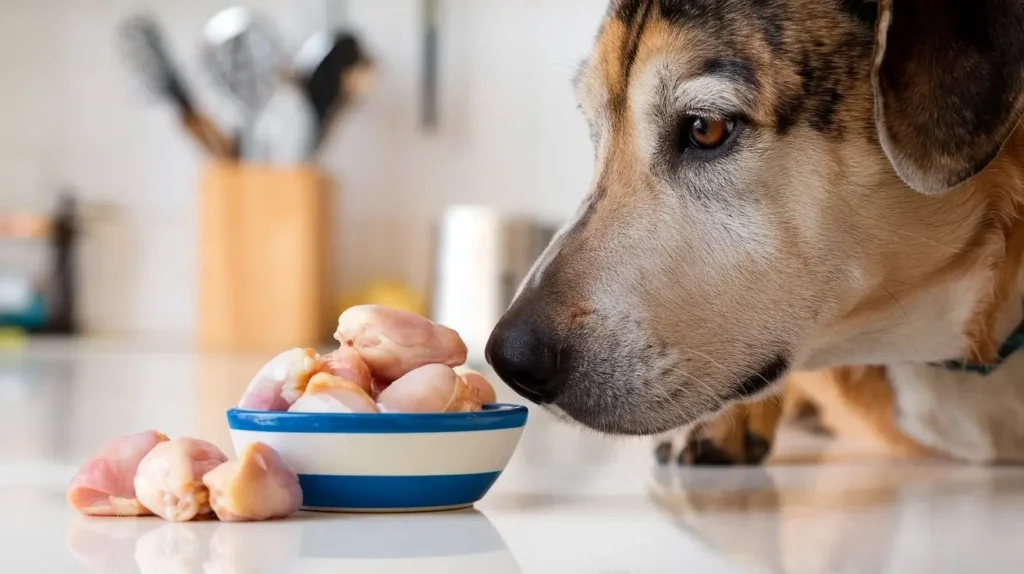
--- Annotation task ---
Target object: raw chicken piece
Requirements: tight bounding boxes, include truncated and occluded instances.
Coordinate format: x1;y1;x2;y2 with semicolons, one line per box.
318;345;372;394
460;371;498;404
370;378;391;400
203;442;303;522
376;364;482;413
334;305;468;381
66;430;169;517
237;348;321;410
134;438;228;522
288;373;378;413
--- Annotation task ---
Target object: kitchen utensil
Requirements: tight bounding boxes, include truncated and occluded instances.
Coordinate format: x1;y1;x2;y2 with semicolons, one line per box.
421;0;440;131
431;206;557;367
226;404;528;511
117;15;235;158
202;7;285;162
252;81;316;166
294;31;372;156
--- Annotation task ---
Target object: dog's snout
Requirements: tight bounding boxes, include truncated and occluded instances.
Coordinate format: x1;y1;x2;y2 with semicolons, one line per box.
486;313;565;404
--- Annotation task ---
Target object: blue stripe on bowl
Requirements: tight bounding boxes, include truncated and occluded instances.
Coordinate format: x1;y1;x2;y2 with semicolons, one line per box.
298;472;502;510
227;403;528;434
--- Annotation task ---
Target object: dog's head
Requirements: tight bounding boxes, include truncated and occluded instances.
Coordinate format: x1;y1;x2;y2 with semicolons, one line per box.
486;0;1024;434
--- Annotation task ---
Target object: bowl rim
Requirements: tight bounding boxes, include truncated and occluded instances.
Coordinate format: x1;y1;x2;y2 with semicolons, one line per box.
227;403;529;434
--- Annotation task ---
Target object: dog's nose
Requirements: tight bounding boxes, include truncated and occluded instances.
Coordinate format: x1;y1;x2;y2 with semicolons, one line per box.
486;316;564;404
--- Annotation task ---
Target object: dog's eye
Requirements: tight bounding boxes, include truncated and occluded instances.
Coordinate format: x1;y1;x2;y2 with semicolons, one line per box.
685;116;735;150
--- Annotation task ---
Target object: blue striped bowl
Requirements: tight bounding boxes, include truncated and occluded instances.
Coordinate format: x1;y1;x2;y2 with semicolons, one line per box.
226;404;528;513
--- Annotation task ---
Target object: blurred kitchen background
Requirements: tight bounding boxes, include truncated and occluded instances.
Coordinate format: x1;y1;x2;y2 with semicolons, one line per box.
0;0;658;478
0;0;606;347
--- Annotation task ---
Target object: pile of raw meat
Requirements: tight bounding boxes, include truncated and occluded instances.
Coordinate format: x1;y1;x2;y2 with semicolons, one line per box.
239;305;497;413
67;306;497;522
67;431;301;522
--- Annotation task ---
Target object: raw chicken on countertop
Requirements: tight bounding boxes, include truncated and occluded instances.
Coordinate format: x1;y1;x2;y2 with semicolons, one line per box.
66;430;169;516
203;442;303;522
134;438;229;522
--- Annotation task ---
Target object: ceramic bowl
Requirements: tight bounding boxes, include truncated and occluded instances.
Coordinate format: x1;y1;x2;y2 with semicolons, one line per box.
226;404;528;512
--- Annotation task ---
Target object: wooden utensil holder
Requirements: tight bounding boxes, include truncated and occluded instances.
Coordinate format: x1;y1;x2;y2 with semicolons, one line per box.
198;162;332;351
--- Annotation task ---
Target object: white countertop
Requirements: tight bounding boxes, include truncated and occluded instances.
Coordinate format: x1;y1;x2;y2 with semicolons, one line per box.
1;340;1022;573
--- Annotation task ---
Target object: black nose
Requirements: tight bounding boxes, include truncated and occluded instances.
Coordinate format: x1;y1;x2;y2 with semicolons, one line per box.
486;316;564;404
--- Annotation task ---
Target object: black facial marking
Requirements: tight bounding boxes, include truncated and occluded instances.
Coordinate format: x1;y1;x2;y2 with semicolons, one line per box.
840;0;879;25
775;53;812;135
701;58;758;91
812;87;845;133
647;0;873;138
656;0;719;25
613;0;646;21
775;27;872;137
657;0;789;53
615;0;655;114
757;4;787;52
774;94;802;135
733;354;790;399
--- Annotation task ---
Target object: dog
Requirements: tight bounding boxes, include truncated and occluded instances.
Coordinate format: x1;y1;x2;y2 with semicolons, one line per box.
485;0;1024;466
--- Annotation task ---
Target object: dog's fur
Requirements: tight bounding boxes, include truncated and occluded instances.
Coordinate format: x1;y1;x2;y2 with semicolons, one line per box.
486;0;1024;465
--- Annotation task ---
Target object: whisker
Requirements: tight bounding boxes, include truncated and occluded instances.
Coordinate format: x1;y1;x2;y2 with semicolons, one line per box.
686;347;774;397
661;365;723;414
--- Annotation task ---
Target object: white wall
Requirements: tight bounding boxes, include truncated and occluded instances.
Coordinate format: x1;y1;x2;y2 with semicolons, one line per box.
0;0;606;339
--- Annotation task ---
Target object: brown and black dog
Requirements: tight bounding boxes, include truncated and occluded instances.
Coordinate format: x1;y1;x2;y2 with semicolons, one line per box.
487;0;1024;465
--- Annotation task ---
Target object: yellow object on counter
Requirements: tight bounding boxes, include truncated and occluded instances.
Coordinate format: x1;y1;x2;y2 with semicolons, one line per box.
337;282;426;318
0;327;28;349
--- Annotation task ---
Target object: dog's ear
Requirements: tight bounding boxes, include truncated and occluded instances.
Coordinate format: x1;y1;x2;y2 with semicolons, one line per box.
872;0;1024;194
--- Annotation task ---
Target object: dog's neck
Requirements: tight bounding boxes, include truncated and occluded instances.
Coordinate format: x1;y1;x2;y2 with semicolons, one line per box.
801;273;1024;370
794;132;1024;464
802;130;1024;373
880;269;1024;464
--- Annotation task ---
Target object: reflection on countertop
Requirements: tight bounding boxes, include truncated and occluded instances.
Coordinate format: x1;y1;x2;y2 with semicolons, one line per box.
651;462;1024;573
67;509;520;574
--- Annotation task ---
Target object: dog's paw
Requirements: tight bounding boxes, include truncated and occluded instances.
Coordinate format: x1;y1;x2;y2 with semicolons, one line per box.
653;400;783;466
679;425;771;466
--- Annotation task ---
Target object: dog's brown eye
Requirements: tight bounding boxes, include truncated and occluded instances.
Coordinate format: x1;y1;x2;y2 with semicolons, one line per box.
687;117;734;150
